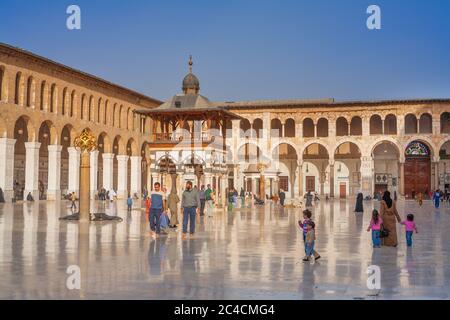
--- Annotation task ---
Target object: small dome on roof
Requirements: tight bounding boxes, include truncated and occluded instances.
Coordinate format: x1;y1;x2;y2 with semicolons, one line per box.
182;55;200;94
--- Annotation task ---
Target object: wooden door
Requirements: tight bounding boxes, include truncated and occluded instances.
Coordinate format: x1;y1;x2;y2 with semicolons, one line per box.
339;183;346;199
404;158;431;198
306;176;315;193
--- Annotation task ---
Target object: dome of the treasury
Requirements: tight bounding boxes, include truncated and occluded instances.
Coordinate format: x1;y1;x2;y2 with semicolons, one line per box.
182;72;200;92
182;55;200;94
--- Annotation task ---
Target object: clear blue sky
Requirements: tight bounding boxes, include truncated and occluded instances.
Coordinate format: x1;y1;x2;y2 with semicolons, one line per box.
1;0;450;102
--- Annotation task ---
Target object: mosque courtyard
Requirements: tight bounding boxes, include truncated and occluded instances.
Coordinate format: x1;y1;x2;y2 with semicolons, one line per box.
0;198;449;300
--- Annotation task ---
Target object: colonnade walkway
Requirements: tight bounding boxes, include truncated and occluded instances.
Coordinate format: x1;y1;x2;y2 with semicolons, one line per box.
0;198;449;299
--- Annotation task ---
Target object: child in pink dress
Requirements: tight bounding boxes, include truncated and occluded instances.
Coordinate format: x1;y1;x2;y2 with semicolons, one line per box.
401;214;418;247
367;209;383;248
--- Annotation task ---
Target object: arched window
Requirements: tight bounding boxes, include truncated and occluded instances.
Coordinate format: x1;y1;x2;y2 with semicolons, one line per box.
384;114;397;135
270;119;282;137
441;112;450;134
370;115;382;134
317;118;328;137
252;118;263;138
26;76;34;107
419;113;432;134
303;118;314;137
62;88;68;115
350;116;362;136
405;114;418;134
40;81;46;111
81;94;86;120
0;66;4;101
70;90;75;117
89;96;94;121
97;98;102;123
50;84;56;113
240;119;251;138
336;117;348;136
104;100;109;125
285;118;295;137
14;72;22;105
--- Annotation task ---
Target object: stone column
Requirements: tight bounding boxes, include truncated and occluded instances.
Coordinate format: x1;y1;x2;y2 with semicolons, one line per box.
102;153;114;191
220;174;227;207
130;156;142;197
298;161;303;197
360;156;374;198
204;172;213;188
116;155;129;198
146;161;152;192
362;116;370;137
399;161;405;197
90;150;99;199
79;151;91;222
151;172;160;190
433;160;440;190
47;145;62;200
68;147;80;195
23;142;41;200
0;138;16;201
329;160;335;198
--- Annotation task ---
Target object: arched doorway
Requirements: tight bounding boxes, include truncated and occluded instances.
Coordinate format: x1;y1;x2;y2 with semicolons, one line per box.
13;116;32;200
272;143;298;198
404;141;431;198
302;143;329;195
372;141;400;196
334;142;362;198
60;125;73;194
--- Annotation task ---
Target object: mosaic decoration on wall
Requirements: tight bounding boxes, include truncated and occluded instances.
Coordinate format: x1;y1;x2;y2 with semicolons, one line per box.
405;141;430;157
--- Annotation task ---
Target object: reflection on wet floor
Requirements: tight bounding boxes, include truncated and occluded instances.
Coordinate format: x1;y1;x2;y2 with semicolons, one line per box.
1;199;450;299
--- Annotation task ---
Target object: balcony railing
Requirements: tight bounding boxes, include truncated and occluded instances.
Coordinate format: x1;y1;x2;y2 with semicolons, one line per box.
153;132;217;143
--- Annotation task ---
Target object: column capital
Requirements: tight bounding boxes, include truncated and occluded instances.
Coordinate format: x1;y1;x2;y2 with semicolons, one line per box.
0;137;16;146
24;141;41;149
116;155;130;162
47;144;63;152
67;146;80;154
130;155;142;161
102;153;115;160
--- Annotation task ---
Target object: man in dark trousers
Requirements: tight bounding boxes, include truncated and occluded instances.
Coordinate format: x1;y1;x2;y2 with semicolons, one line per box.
182;181;200;239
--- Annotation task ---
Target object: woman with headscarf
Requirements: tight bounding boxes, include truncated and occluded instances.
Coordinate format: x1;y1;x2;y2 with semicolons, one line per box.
354;192;364;213
380;190;401;247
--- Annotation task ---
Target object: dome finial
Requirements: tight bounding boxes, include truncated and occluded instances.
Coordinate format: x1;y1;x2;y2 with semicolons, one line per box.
188;55;193;73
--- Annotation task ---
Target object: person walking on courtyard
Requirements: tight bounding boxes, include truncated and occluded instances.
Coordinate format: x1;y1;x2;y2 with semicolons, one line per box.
127;194;133;212
305;191;313;207
149;182;167;238
303;221;317;262
181;181;200;238
279;189;286;207
70;192;77;212
367;209;383;248
26;192;34;202
199;185;206;216
298;209;320;261
380;191;401;247
167;189;180;228
205;184;214;217
354;192;364;213
401;214;418;247
433;189;441;208
0;188;5;203
417;192;423;206
240;188;245;207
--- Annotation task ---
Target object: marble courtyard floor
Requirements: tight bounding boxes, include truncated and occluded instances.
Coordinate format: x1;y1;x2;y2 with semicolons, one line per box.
0;198;450;300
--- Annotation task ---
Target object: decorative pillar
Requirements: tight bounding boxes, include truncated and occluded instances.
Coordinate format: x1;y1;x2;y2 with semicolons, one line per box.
146;161;152;193
329;160;335;198
433;160;440;190
68;147;80;195
298;161;304;197
399;161;405;197
220;174;227;207
24;142;41;200
361;156;374;198
89;150;99;199
102;153;114;191
0;138;16;201
130;156;142;197
116;155;129;198
47;145;62;200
